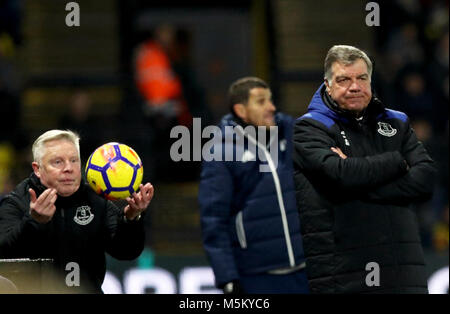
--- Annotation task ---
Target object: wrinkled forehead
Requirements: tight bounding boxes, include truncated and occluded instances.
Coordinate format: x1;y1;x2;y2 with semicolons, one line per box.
331;59;369;77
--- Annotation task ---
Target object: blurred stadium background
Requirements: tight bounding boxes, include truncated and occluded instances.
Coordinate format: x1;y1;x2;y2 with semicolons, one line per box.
0;0;448;293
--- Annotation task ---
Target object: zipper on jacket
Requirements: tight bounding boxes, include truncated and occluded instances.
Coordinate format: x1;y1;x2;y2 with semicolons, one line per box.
237;128;296;267
59;208;67;268
235;211;247;249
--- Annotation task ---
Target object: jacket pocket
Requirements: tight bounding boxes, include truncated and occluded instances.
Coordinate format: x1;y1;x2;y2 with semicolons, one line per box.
235;211;247;249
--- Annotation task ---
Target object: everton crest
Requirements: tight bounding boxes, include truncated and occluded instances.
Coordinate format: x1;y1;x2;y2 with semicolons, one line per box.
74;205;94;225
377;122;397;137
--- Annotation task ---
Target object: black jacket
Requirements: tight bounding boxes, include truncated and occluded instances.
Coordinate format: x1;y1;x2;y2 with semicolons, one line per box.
293;84;436;293
0;174;145;293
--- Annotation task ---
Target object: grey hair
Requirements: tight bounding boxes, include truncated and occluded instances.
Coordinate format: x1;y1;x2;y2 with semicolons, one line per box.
32;130;80;164
324;45;373;86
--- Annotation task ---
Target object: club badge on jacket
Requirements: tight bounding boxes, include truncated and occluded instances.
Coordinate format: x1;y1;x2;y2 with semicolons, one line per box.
74;206;94;225
377;122;397;137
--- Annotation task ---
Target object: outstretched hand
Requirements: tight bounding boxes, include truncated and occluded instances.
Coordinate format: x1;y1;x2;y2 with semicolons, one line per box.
124;183;154;221
29;188;58;224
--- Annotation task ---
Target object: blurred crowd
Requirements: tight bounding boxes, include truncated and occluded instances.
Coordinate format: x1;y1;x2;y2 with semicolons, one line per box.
0;0;27;197
372;0;448;252
0;0;448;253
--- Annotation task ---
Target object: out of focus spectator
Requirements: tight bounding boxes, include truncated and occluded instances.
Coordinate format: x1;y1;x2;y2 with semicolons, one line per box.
0;25;25;151
433;205;449;252
58;91;101;165
0;0;26;197
394;66;434;123
0;0;23;48
132;24;206;183
410;119;442;247
427;31;449;134
135;24;192;128
0;83;23;148
375;0;449;252
429;121;449;236
0;143;15;199
386;23;425;75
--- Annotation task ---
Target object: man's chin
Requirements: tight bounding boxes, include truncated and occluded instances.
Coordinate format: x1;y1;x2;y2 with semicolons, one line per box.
57;185;80;197
263;120;276;128
346;103;367;113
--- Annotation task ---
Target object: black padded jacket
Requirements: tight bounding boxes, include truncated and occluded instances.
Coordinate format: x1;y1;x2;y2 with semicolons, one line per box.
292;84;436;294
0;173;145;293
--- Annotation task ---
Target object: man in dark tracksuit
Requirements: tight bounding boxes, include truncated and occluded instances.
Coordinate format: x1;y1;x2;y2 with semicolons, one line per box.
199;77;308;294
293;45;436;294
0;130;154;293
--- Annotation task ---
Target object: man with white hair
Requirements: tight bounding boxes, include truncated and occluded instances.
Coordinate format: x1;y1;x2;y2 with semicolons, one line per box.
0;130;154;293
292;45;436;293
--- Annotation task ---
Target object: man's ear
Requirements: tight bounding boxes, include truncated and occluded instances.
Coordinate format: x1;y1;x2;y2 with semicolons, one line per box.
32;162;41;178
324;79;331;94
233;103;247;121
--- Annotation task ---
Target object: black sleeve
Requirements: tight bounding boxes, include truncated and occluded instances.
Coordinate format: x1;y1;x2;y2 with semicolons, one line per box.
0;195;49;258
293;118;408;192
366;121;437;204
103;200;145;260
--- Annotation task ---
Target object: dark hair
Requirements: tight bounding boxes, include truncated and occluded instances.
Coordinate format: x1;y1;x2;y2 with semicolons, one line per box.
228;77;269;114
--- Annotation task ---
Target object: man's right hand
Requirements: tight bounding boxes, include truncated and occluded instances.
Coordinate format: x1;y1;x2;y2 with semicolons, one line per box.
331;147;347;159
29;188;58;224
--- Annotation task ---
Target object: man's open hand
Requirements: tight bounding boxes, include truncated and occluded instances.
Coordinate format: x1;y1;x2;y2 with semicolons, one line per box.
29;188;57;224
124;183;154;221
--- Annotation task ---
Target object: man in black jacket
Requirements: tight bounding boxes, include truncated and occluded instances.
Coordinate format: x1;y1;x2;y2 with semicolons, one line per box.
293;45;436;293
0;130;154;293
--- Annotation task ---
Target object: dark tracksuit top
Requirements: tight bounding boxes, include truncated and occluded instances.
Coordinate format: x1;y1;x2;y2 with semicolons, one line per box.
0;173;145;293
199;113;306;289
293;84;436;294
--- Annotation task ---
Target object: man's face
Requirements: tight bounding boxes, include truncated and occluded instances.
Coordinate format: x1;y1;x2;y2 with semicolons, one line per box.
239;87;276;128
325;58;372;115
33;139;81;197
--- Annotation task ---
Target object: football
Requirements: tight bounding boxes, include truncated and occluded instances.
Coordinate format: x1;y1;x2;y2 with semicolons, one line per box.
85;142;143;200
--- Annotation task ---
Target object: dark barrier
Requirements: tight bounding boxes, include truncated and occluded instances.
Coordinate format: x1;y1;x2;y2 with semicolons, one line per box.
0;258;59;293
103;250;449;294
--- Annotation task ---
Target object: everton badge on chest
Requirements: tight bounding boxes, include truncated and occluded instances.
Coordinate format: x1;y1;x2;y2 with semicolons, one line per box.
377;122;397;137
74;206;94;225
